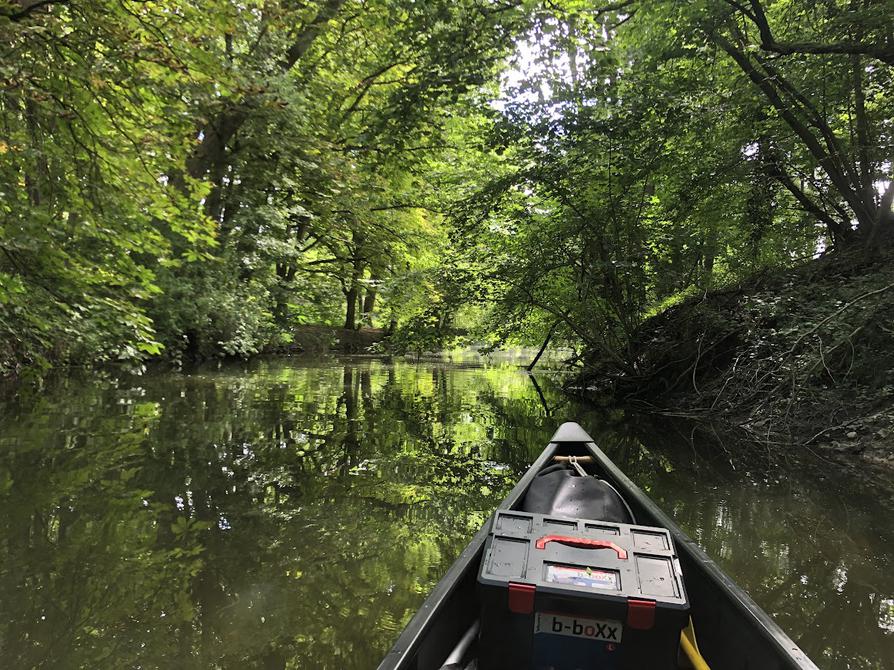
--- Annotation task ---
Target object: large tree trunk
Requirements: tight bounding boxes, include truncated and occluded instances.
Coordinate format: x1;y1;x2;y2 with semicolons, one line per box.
343;285;358;330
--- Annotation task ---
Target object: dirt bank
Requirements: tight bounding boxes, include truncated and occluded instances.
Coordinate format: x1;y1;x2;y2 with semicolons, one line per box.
575;247;894;470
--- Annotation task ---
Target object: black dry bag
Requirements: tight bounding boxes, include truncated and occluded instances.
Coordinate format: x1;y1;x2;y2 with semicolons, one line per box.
520;463;633;523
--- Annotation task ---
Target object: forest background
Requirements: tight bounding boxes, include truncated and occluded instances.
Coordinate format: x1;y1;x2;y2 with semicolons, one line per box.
2;0;893;455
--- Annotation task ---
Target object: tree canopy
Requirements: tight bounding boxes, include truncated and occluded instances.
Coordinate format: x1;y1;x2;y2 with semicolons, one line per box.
1;0;891;375
444;0;893;368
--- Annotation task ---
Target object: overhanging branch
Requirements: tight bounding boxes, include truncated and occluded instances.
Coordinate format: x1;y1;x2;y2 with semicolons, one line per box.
745;0;894;65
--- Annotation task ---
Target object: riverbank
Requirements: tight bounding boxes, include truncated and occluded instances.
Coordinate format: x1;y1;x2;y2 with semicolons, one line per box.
276;325;388;354
574;246;894;469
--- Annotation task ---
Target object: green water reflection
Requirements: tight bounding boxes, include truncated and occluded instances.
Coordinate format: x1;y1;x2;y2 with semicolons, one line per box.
0;357;891;669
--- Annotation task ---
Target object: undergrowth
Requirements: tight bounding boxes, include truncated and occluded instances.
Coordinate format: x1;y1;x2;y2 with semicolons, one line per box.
577;247;894;466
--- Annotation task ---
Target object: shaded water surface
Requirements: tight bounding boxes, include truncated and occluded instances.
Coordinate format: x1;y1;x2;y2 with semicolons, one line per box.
0;357;891;669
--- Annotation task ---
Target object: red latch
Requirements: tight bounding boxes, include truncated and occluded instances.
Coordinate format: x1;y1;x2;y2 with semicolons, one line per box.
627;598;656;630
508;582;536;614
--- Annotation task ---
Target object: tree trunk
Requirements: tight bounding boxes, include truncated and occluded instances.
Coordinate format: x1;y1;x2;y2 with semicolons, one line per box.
343;231;365;331
205;159;229;222
851;55;875;209
362;284;377;327
527;321;559;371
343;285;358;330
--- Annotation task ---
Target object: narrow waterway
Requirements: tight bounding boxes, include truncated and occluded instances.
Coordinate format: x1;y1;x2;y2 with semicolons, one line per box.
0;357;891;669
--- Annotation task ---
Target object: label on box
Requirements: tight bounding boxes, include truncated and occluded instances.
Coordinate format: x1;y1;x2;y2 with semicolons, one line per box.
534;612;623;643
544;564;619;590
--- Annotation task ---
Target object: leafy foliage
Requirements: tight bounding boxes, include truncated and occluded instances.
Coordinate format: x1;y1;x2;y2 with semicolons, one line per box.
0;0;528;374
440;0;892;373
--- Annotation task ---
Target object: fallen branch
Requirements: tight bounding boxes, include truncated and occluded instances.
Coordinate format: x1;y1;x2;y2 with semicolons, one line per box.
803;405;894;446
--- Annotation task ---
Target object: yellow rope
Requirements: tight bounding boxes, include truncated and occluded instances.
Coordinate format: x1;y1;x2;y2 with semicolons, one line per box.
680;618;711;670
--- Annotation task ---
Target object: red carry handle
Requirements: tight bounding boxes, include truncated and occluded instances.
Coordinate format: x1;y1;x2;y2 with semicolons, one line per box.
534;535;628;560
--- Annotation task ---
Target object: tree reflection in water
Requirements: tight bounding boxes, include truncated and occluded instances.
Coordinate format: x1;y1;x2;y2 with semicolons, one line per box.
0;358;891;669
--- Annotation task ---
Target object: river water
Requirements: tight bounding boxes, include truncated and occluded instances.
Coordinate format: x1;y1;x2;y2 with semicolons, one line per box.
0;356;891;669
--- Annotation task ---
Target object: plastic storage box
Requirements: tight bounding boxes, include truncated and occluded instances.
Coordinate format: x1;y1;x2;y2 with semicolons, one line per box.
477;509;689;670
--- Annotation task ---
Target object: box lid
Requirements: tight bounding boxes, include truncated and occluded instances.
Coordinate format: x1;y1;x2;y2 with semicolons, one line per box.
479;509;689;628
